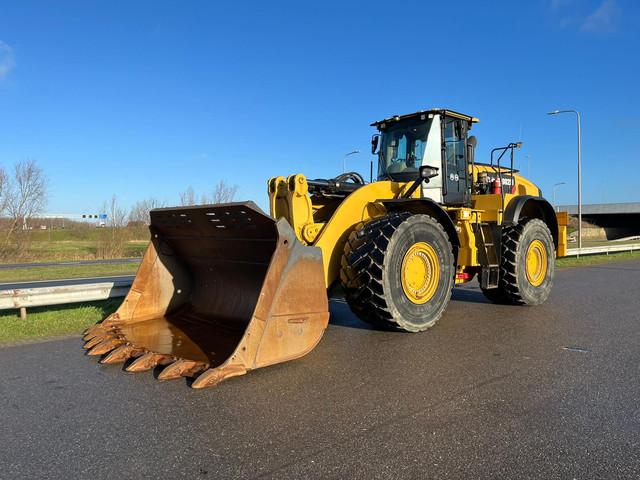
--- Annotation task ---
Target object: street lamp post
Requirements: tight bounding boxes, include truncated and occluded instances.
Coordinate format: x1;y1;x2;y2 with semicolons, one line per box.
343;150;360;174
552;182;566;212
547;109;582;251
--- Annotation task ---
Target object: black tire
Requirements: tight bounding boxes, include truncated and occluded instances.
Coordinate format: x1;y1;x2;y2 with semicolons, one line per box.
340;212;455;332
481;218;555;305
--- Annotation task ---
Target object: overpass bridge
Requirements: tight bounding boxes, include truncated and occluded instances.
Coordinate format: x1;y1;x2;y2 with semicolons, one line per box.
556;202;640;239
557;202;640;215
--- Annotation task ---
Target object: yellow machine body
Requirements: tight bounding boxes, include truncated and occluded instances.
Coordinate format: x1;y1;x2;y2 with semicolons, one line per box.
268;169;567;288
84;108;567;388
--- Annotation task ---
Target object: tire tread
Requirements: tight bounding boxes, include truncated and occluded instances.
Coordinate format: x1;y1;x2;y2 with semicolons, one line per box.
341;212;453;331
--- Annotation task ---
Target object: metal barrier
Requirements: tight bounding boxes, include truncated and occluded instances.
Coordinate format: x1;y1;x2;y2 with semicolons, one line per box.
566;243;640;257
0;277;133;319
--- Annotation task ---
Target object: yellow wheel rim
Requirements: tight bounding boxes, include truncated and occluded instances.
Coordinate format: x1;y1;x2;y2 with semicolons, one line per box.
401;242;440;304
525;239;547;287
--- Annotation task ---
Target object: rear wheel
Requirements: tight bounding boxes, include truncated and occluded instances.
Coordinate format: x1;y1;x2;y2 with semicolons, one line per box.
340;212;455;332
481;218;555;305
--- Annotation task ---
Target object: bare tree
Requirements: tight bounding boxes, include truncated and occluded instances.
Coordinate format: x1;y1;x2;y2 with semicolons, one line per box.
179;186;196;206
3;159;47;247
212;180;238;203
104;195;128;228
201;180;238;204
180;181;238;206
129;197;164;226
0;165;8;214
97;195;129;259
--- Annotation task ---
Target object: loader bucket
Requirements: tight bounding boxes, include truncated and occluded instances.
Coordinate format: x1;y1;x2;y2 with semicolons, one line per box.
83;202;329;388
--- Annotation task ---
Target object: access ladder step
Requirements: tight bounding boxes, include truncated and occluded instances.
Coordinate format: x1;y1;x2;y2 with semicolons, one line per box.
481;266;500;289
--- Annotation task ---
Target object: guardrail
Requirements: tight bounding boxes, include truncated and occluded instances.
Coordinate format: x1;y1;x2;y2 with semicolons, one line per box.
0;277;133;319
0;258;140;270
566;243;640;257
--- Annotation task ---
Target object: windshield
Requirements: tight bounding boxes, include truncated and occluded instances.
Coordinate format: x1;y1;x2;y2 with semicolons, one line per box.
378;119;432;182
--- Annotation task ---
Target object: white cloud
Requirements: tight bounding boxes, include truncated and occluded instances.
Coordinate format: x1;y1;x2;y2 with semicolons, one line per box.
0;41;15;79
581;0;622;33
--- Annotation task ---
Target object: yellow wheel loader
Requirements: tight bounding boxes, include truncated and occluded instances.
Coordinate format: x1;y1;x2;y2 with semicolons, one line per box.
83;109;568;388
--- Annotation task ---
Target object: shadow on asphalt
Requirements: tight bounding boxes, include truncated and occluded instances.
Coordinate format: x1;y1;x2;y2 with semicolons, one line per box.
328;284;491;331
451;287;491;304
328;299;376;330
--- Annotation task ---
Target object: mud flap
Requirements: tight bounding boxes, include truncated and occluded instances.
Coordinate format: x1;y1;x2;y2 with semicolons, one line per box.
83;202;329;388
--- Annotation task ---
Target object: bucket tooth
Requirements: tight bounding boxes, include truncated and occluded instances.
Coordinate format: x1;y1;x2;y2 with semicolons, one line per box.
83;324;108;340
83;337;101;350
83;325;100;337
125;352;171;373
87;338;124;356
100;344;142;365
83;330;102;342
157;359;207;381
191;365;247;389
83;332;113;350
84;332;105;342
84;313;120;338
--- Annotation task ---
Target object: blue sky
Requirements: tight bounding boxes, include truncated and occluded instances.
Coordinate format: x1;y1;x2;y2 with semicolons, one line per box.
0;0;638;214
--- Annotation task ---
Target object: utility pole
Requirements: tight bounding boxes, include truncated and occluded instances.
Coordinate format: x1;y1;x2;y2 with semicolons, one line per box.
547;109;582;251
553;182;566;212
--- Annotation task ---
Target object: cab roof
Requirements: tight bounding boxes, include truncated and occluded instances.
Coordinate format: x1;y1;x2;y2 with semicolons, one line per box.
371;108;479;128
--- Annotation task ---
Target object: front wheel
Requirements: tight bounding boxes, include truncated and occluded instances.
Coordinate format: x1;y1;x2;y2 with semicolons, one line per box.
340;212;455;332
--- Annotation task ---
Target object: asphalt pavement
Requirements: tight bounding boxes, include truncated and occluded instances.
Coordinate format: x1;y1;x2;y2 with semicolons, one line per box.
1;261;639;479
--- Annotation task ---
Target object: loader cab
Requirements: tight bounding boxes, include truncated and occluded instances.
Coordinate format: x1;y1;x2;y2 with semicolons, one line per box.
373;109;478;206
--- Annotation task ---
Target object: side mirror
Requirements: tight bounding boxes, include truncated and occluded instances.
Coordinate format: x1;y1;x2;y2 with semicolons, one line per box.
419;165;439;181
371;134;380;155
403;165;440;199
467;135;477;164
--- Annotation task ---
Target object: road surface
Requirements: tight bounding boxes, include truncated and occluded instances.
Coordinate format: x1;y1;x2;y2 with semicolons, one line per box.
1;261;639;479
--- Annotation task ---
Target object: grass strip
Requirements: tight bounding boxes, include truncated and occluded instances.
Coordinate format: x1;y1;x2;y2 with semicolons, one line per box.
0;262;140;283
556;250;640;268
0;299;120;344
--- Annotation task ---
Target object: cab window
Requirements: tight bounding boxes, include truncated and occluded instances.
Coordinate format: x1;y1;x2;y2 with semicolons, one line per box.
444;119;466;169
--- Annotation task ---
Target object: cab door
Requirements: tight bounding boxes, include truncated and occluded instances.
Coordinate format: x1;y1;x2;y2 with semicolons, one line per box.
442;117;469;205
